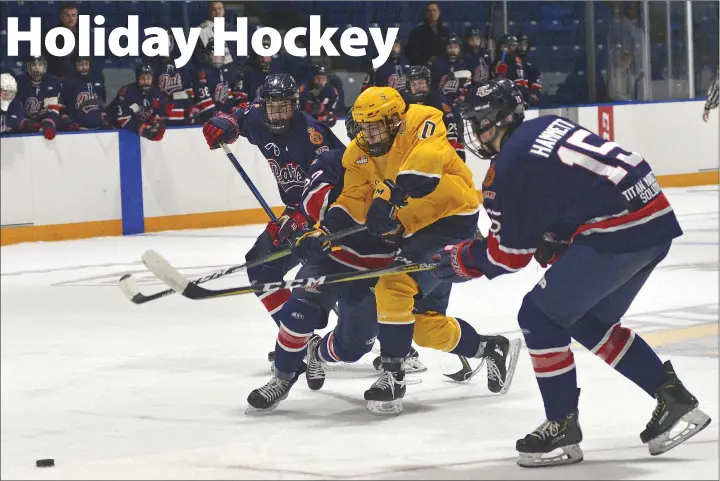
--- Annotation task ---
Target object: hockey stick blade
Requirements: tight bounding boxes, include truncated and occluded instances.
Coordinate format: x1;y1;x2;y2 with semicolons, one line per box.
444;356;475;382
123;224;367;305
150;261;438;301
142;250;191;294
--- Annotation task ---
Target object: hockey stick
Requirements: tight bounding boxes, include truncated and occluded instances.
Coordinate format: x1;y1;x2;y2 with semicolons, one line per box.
119;224;366;304
220;143;278;223
143;249;437;300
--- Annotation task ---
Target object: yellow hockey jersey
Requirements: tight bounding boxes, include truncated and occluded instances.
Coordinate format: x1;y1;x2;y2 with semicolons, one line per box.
330;104;479;236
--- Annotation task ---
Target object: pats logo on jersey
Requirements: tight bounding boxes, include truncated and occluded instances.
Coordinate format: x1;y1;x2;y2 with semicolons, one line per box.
75;92;100;113
24;97;42;115
158;72;184;94
214;82;230;103
308;127;324;145
268;159;306;193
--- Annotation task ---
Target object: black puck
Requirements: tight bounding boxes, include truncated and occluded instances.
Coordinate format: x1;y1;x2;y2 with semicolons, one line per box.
36;459;54;468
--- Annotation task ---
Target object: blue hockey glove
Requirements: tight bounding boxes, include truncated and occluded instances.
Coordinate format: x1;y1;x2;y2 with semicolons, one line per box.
534;232;569;268
431;239;484;283
366;198;401;238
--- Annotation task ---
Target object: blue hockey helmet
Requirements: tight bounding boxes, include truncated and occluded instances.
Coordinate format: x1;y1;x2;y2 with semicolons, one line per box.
259;73;299;134
461;78;524;158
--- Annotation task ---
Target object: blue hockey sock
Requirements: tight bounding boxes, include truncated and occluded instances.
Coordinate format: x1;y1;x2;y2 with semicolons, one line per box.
449;318;483;357
378;322;415;361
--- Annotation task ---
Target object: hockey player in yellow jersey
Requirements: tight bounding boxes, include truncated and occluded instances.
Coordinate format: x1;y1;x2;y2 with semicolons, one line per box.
293;87;521;414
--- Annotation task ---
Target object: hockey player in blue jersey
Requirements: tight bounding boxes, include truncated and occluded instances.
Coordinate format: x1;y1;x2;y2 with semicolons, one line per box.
58;53;109;130
15;55;62;140
299;64;339;127
114;63;168;142
151;30;199;126
361;38;411;93
514;33;543;107
404;65;465;161
431;79;711;467
429;34;472;106
463;27;492;87
246;146;400;411
0;73;26;135
202;74;345;359
195;41;242;122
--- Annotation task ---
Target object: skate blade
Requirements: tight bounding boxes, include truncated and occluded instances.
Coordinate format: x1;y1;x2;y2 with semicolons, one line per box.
497;339;522;395
445;359;484;383
244;403;280;416
517;444;584;468
647;408;712;456
366;400;403;416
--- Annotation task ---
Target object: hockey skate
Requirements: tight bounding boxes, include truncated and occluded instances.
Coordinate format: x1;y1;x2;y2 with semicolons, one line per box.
364;361;406;415
516;406;584;468
373;346;427;373
640;361;711;456
482;336;521;394
305;334;326;391
246;363;306;414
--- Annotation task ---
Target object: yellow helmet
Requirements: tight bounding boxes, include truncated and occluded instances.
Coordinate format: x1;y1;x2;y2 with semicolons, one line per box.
351;87;406;156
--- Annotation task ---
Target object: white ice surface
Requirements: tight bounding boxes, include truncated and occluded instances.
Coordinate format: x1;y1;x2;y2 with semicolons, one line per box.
1;186;718;480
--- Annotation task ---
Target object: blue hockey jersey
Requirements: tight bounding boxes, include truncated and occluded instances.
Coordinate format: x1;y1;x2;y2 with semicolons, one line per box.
301;149;398;270
468;115;683;279
299;82;339;119
234;104;345;208
429;56;472;104
463;48;492;86
361;57;412;93
0;99;26;134
195;63;241;121
15;73;62;123
115;83;168;132
152;59;196;125
58;74;106;129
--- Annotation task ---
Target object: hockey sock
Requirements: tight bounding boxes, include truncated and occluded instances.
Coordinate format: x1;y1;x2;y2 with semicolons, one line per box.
318;331;367;364
256;289;291;327
572;320;666;397
378;322;415;360
449;318;484;357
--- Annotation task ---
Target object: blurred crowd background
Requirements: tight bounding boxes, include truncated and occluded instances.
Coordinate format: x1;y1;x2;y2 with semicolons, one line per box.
0;0;718;140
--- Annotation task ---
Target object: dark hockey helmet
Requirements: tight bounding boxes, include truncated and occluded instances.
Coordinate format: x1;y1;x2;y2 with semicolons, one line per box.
464;27;484;51
312;63;330;88
516;33;531;55
496;34;518;58
259;73;299;134
135;62;154;93
445;33;461;62
461;78;525;158
405;65;432;104
26;55;47;82
71;51;91;76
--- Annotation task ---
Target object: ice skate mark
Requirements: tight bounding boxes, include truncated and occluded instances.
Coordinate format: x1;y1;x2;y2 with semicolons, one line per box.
202;463;341;479
1;261;144;277
50;264;250;287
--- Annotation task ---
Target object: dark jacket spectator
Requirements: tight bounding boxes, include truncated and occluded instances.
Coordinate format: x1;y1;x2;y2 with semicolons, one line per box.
42;3;79;78
404;2;453;66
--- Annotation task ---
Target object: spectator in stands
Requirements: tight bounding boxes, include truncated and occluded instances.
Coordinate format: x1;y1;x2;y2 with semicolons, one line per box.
607;2;643;100
42;2;79;78
703;67;719;122
404;2;452;66
198;1;235;66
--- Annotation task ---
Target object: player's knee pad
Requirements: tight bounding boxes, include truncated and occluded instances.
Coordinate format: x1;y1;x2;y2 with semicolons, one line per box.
518;294;576;379
277;297;323;348
571;317;636;368
413;312;461;352
376;273;418;325
322;329;375;363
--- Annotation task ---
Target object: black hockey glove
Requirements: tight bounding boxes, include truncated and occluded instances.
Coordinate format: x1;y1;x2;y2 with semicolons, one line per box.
293;225;333;264
366;198;402;238
533;232;569;268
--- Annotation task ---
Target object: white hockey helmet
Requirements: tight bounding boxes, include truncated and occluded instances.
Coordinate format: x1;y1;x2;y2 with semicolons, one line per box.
0;73;18;111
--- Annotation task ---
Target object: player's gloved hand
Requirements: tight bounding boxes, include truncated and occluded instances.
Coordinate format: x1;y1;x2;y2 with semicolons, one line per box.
202;112;240;150
366;198;401;238
101;112;112;129
496;62;508;75
139;116;165;141
40;117;56;140
293;225;333;264
317;114;337;127
186;106;200;125
266;207;310;247
431;239;484;283
533;232;569;268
